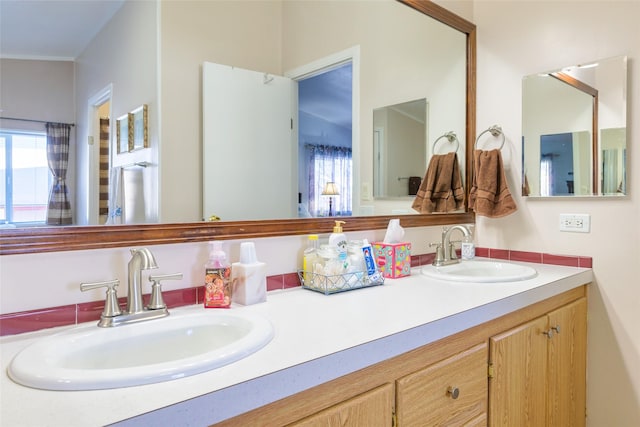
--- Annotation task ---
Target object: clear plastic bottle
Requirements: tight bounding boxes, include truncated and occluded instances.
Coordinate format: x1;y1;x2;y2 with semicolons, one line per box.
303;235;320;284
461;234;475;260
204;241;232;308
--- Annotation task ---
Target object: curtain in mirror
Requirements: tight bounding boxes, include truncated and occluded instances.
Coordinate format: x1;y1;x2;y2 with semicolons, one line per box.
306;144;352;217
45;123;72;225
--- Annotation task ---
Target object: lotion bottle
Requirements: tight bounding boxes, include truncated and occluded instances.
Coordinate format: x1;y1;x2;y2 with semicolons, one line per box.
204;241;232;308
328;220;348;268
232;242;267;305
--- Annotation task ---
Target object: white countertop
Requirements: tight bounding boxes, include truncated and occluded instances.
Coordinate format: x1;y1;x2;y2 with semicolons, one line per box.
0;260;592;427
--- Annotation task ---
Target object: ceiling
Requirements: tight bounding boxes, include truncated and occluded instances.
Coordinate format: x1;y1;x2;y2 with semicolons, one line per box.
0;0;125;60
299;62;353;130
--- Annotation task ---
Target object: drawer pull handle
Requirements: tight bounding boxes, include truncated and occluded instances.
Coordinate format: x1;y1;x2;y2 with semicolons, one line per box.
551;325;561;334
543;329;554;339
447;386;460;399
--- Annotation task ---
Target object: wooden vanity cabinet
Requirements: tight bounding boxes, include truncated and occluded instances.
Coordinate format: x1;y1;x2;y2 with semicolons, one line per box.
214;286;587;427
488;297;587;427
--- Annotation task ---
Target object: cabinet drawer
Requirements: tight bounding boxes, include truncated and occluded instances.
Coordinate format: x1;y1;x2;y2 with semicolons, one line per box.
396;342;488;426
288;383;393;427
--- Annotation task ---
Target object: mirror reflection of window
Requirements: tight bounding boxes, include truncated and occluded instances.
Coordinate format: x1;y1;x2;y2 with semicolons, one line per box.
0;131;51;225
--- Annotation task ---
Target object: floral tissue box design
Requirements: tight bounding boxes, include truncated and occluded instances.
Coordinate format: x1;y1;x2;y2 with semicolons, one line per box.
372;242;411;278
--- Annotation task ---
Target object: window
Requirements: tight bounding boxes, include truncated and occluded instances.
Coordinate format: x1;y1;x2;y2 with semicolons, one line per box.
0;131;51;224
306;144;352;217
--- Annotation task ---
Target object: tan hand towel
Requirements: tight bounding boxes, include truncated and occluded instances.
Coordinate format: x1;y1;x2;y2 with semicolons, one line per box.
469;149;517;218
412;152;465;214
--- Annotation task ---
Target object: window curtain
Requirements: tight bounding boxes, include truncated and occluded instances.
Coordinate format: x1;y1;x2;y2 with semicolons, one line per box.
45;123;72;225
306;144;352;217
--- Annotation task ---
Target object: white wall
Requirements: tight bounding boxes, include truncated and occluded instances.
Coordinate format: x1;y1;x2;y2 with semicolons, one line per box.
159;0;283;223
469;0;640;424
159;0;466;221
284;0;467;216
0;225;441;314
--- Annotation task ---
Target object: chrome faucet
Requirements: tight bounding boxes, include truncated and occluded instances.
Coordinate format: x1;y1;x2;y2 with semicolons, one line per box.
81;248;183;327
431;225;472;267
127;248;158;314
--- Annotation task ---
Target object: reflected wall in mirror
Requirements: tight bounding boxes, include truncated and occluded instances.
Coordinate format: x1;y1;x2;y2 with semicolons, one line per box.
522;55;627;197
0;0;158;227
373;99;427;199
200;0;467;220
1;0;468;227
0;0;477;255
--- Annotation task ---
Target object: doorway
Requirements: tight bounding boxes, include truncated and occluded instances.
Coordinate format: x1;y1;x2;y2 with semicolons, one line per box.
289;47;359;217
87;85;113;225
297;62;353;217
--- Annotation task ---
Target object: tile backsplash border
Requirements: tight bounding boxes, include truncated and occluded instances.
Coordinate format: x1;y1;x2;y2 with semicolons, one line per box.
0;248;592;336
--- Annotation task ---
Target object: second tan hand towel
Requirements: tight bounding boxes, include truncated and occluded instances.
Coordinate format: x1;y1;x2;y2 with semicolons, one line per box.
412;152;464;214
469;149;517;218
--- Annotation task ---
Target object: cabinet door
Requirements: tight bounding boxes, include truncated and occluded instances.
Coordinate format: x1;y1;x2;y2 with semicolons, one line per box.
489;316;548;426
547;297;587;427
288;383;393;427
396;343;488;426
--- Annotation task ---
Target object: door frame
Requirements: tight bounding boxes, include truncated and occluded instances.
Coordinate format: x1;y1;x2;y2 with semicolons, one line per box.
286;46;361;215
86;84;113;225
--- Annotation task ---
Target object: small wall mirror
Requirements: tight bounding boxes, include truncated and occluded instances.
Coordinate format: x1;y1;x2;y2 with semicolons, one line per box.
522;55;627;197
373;98;427;199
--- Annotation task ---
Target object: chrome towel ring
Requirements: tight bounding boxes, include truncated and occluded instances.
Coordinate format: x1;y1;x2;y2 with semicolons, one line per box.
475;125;505;150
432;131;459;154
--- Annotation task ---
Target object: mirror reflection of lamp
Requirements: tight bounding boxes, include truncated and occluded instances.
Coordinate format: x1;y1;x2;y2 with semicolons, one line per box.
322;182;340;216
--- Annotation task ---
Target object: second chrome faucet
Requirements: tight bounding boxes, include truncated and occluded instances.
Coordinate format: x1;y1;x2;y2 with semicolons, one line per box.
430;225;472;267
81;248;183;327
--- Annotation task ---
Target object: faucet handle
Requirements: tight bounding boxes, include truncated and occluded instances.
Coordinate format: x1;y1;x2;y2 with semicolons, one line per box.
80;279;122;318
429;242;445;265
447;242;459;261
147;273;183;310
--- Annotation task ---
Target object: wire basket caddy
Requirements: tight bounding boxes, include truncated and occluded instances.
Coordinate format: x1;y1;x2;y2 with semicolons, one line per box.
298;270;384;295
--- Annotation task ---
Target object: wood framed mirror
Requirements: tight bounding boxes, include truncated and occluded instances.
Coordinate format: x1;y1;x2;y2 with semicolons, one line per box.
0;0;476;255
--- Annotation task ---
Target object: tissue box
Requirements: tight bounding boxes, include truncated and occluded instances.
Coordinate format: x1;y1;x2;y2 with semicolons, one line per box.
373;242;411;278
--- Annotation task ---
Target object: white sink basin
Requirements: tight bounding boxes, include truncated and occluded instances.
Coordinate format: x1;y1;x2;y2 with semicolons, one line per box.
8;310;274;391
421;259;537;283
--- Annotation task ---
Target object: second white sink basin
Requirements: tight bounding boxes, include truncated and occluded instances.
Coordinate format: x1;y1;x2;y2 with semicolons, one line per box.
8;309;274;391
421;259;537;283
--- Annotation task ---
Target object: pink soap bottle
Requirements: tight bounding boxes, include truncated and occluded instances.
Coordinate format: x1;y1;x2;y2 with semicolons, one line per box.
204;241;231;308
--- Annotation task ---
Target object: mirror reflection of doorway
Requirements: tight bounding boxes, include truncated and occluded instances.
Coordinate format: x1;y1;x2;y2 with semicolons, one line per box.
540;133;573;196
540;131;591;196
297;62;353;217
86;84;113;226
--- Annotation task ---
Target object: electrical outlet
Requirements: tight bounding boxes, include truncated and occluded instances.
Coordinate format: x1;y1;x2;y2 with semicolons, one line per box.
361;182;371;201
559;213;590;233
